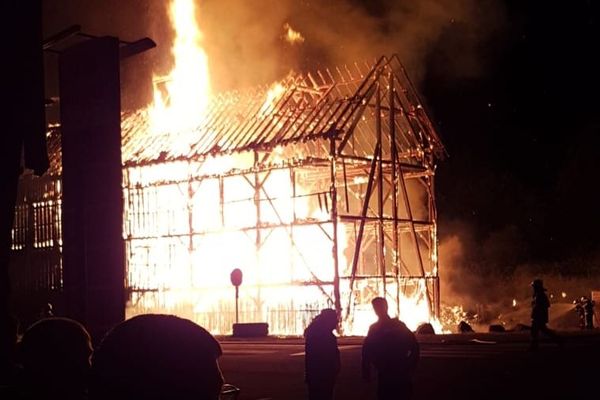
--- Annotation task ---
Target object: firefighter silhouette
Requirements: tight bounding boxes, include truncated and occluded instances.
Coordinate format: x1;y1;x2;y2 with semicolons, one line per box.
530;279;563;350
574;298;586;329
582;296;595;329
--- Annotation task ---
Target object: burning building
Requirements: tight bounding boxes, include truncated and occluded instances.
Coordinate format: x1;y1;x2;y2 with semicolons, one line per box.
10;0;444;335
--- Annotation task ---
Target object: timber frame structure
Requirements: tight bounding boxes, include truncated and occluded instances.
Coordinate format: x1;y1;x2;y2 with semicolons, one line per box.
11;55;445;334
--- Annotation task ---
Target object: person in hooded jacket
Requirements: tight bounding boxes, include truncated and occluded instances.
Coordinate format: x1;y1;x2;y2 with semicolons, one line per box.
304;309;340;400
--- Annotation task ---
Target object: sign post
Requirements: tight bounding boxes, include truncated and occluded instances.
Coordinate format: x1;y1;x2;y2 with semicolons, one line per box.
230;268;243;324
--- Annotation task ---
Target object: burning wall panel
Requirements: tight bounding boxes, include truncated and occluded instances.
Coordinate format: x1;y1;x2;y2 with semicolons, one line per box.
118;56;444;334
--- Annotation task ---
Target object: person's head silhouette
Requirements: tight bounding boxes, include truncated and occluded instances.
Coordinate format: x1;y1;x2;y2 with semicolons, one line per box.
19;317;92;399
531;279;546;293
371;297;390;320
319;308;338;331
90;314;223;400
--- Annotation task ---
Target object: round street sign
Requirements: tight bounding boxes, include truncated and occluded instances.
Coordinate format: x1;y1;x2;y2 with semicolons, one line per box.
230;268;243;287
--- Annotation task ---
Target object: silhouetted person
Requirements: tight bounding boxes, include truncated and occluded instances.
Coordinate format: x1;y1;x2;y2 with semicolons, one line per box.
362;297;419;400
19;317;92;400
582;296;595;329
90;314;224;400
530;279;562;350
457;320;474;333
304;309;340;400
574;298;586;329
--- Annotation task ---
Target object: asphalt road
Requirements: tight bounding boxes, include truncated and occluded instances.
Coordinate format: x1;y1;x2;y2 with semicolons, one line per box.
218;331;600;400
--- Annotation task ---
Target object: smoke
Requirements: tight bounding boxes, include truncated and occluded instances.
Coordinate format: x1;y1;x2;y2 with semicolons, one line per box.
43;0;506;109
438;219;482;308
200;0;506;91
43;0;167;112
438;219;600;325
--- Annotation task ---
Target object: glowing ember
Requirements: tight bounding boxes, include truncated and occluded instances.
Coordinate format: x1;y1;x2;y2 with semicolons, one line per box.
440;305;467;330
259;82;286;117
283;22;305;44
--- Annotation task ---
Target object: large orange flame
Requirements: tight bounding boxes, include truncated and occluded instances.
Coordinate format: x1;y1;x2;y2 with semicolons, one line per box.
126;0;443;335
149;0;211;134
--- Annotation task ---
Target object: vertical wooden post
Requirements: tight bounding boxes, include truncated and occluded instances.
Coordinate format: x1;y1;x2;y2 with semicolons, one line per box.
389;72;401;317
330;136;342;327
376;84;386;296
60;36;125;340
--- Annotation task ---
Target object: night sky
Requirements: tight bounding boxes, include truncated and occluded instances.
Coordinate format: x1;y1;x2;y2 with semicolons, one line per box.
425;1;600;271
41;0;600;275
